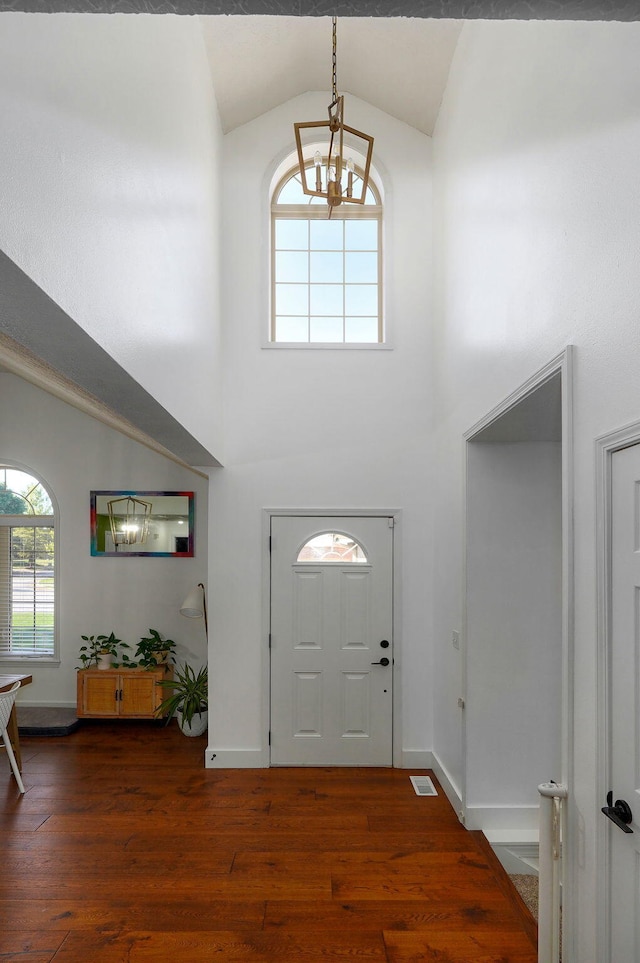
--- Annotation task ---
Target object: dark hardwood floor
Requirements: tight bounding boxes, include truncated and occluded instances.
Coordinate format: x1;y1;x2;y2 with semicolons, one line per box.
0;722;537;962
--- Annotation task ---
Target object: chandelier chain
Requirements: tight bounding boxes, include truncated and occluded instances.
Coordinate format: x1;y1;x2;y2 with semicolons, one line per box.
332;16;337;101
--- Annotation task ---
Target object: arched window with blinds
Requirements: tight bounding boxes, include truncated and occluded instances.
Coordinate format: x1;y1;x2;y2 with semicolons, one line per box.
0;466;56;660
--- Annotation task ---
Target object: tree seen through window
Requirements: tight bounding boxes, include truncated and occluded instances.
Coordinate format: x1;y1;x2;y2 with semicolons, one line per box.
0;467;55;659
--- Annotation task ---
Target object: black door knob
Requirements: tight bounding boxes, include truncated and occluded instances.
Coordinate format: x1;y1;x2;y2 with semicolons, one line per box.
371;657;390;667
380;640;390;649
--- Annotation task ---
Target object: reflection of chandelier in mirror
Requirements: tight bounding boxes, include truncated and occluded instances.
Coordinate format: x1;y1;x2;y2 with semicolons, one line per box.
107;495;152;548
293;17;374;218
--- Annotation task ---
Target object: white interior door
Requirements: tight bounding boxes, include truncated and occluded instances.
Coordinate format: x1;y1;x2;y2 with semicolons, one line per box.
609;444;640;959
270;515;393;766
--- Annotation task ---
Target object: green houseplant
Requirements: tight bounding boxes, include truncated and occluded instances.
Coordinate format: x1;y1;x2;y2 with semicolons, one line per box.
133;628;176;669
156;662;208;736
77;632;130;670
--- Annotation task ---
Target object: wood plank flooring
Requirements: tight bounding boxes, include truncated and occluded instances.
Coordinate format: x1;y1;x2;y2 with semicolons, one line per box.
0;722;537;962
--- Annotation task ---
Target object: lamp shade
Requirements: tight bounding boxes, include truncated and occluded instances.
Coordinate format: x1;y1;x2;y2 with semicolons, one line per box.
180;584;204;619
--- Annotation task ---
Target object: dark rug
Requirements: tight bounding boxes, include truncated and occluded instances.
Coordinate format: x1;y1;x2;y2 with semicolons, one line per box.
17;706;79;736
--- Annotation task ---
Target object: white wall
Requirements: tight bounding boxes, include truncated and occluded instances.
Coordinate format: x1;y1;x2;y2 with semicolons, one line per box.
432;19;640;959
466;441;562;823
0;13;224;459
208;92;434;762
0;373;209;707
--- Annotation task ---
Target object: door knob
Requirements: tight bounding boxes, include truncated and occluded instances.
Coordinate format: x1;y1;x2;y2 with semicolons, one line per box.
380;640;390;649
602;791;634;833
371;657;390;666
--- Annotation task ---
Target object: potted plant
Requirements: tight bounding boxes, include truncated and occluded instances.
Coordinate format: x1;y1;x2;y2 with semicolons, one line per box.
156;662;208;736
133;628;176;669
77;632;129;670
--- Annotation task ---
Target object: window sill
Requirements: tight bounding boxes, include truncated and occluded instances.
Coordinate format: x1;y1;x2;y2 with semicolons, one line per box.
262;341;393;351
0;657;60;667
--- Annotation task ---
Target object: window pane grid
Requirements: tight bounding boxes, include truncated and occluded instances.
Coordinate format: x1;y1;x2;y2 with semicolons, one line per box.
272;164;381;344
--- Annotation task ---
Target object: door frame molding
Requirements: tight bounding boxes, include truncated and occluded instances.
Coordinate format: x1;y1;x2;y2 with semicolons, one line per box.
461;346;575;952
595;419;640;963
263;508;403;768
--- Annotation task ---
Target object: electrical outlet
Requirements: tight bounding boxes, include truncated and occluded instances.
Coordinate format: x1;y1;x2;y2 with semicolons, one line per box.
451;630;460;650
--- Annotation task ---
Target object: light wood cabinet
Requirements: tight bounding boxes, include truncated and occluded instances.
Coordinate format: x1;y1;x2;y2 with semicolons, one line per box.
77;666;172;719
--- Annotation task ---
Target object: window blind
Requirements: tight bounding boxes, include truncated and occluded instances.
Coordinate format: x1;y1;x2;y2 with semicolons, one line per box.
0;520;55;657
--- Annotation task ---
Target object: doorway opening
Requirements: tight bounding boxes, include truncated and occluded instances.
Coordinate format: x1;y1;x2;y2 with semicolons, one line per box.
462;349;573;947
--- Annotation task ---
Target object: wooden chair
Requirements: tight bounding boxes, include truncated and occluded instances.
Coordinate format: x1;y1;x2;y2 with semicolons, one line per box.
0;682;25;793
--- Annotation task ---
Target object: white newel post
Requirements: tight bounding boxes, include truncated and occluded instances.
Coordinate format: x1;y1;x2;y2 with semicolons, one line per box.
537;782;568;963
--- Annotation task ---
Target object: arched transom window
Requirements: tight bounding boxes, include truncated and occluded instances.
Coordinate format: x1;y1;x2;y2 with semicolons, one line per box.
271;159;383;345
297;533;368;563
0;467;56;660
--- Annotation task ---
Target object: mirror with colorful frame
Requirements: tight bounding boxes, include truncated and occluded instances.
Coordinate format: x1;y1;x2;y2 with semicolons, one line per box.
90;491;194;557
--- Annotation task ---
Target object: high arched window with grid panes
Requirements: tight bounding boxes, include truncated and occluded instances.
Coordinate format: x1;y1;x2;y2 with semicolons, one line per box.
271;159;383;345
0;466;56;661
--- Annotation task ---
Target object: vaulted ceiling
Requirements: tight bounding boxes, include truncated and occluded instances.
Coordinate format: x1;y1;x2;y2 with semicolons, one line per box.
0;0;636;465
200;16;463;135
1;0;635;137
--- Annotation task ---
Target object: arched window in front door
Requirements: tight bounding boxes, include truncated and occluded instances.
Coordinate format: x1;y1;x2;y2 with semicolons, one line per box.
296;532;368;563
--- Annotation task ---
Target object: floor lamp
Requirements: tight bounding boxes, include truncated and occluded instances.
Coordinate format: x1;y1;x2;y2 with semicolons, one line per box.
180;582;208;640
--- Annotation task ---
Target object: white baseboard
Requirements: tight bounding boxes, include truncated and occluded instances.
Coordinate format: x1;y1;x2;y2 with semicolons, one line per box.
399;750;434;769
491;840;539;875
468;809;540;874
465;805;539;832
205;747;269;768
487;830;539;874
19;701;77;709
430;752;463;819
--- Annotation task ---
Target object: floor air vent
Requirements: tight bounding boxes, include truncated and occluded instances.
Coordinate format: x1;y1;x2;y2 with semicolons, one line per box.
410;775;438;797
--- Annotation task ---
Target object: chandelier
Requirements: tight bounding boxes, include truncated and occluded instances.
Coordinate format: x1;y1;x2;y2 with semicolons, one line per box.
293;17;374;217
107;495;152;548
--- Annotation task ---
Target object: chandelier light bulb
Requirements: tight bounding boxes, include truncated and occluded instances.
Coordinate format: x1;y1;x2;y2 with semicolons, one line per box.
314;150;323;191
346;156;354;197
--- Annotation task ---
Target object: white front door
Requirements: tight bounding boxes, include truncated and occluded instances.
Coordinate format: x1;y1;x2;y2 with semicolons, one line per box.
270;515;394;766
609;444;640;959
